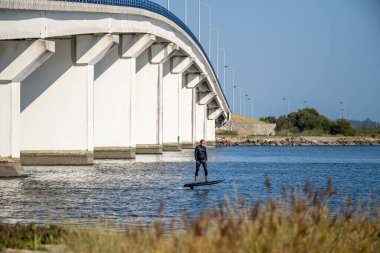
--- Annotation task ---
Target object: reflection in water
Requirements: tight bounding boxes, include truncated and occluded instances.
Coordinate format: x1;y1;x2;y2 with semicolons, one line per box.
0;146;379;225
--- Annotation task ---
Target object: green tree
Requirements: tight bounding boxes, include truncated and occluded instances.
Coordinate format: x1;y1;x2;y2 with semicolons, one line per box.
288;108;330;132
276;115;291;131
260;116;276;124
329;119;357;136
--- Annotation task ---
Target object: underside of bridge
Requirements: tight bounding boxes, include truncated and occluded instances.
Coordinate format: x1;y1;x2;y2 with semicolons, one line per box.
0;0;230;177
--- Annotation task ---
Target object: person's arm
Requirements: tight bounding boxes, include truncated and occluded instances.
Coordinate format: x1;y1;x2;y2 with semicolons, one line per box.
194;146;197;161
205;147;208;161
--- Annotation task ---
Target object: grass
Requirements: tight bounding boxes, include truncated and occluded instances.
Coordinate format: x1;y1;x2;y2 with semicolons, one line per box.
276;128;328;137
1;179;379;253
0;223;66;251
216;130;239;136
359;129;380;137
231;114;263;124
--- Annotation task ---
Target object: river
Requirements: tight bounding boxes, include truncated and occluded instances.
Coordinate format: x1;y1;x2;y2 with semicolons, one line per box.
1;146;379;225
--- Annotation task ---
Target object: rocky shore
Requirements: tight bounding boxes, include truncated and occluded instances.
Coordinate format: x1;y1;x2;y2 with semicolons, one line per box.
216;136;380;147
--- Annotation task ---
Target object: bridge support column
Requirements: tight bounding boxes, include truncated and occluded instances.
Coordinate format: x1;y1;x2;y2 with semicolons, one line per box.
93;34;155;159
161;56;194;151
0;39;54;176
181;73;205;149
195;82;215;144
20;35;117;165
195;103;207;143
206;108;223;147
135;35;175;154
150;43;178;152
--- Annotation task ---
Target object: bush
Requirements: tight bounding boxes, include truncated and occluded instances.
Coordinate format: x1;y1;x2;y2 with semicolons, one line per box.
288;108;331;132
260;116;276;124
329;119;358;136
262;108;359;136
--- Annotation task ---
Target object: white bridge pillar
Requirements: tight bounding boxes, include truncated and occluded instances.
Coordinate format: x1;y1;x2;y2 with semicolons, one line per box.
94;34;155;159
181;73;206;149
135;35;174;154
195;81;214;145
0;39;54;176
20;34;117;165
206;107;224;146
160;56;194;151
151;43;179;151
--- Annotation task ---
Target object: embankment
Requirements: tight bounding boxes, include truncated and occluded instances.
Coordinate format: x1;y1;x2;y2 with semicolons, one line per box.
216;136;380;146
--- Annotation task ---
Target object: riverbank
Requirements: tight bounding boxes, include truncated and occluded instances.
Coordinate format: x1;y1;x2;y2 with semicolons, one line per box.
216;135;380;146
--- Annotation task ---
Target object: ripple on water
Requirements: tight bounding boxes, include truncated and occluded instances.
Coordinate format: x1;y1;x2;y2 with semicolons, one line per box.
0;146;379;225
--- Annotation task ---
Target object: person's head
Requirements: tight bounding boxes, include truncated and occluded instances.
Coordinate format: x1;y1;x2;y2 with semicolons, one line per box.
200;139;205;146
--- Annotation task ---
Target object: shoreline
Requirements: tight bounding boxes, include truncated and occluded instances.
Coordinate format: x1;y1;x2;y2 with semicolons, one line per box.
216;136;380;146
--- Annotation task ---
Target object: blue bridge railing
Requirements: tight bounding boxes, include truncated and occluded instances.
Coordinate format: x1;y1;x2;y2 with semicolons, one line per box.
57;0;229;110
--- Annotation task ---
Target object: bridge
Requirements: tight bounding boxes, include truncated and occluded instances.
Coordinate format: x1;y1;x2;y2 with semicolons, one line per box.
0;0;230;177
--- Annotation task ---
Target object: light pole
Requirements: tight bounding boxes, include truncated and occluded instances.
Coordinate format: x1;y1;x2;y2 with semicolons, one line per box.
237;86;242;116
340;101;346;119
184;0;188;24
212;28;219;77
345;103;347;119
244;94;248;116
247;97;251;118
201;3;212;58
251;97;254;119
198;0;201;41
301;99;307;109
283;97;290;115
233;84;238;115
167;0;170;10
225;66;235;113
220;48;226;91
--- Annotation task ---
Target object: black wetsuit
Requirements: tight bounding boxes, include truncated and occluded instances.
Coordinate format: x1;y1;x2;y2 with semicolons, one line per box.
194;145;208;177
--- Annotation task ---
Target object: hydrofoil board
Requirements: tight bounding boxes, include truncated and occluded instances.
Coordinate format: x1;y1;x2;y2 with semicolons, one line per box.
183;180;224;189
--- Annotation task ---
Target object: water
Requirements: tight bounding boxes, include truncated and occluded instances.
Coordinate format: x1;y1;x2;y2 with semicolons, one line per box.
1;146;379;225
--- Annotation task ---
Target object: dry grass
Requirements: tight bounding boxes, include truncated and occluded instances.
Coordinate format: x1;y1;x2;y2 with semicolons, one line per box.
231;114;263;124
61;179;379;253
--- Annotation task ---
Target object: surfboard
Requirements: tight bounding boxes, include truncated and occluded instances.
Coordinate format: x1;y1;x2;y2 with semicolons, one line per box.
183;180;224;189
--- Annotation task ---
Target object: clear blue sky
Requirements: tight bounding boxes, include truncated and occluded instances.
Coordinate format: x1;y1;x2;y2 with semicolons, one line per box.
152;0;380;121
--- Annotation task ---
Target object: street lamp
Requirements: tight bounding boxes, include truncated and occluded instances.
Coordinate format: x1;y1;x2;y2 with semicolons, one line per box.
340;101;346;119
201;2;212;57
282;97;290;115
198;0;201;41
301;99;307;110
251;97;254;119
237;86;242;116
167;0;170;10
233;84;239;115
219;48;226;91
212;28;219;77
244;94;248;116
184;0;188;24
225;66;235;113
247;97;251;118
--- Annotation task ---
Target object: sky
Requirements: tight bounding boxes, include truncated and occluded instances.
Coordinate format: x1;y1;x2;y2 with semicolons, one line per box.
151;0;380;121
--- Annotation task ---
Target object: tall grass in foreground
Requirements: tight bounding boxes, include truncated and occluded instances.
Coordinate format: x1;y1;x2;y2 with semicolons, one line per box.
1;178;379;252
64;179;380;253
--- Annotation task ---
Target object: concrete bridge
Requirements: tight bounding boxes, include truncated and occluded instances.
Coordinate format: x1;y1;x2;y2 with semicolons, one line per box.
0;0;230;177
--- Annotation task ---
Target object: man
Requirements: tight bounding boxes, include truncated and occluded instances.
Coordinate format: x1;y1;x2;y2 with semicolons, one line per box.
194;139;208;183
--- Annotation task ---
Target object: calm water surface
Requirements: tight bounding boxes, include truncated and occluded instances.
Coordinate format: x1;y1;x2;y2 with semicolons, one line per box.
1;146;379;224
